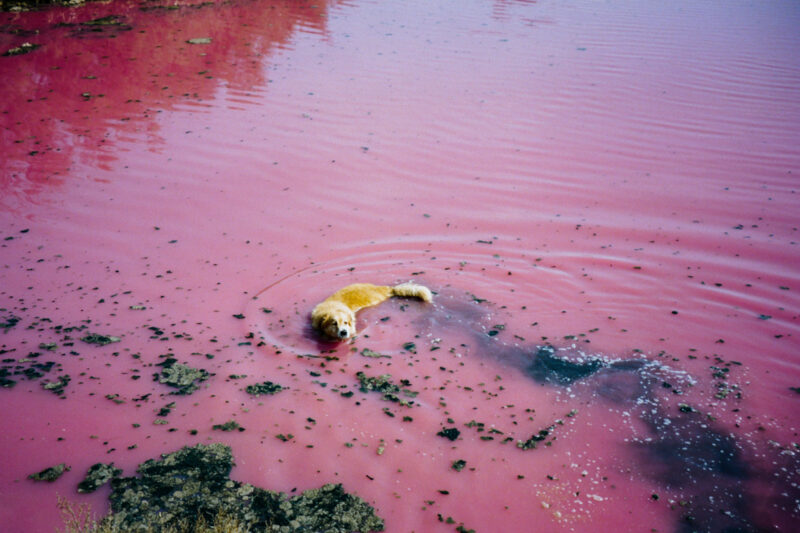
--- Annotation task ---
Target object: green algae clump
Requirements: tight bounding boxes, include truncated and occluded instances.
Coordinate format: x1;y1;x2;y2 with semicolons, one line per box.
77;463;122;493
28;463;69;482
154;357;210;395
244;381;284;396
102;443;384;532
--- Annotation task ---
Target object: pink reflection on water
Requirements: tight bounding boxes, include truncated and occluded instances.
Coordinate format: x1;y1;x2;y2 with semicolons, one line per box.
1;0;799;531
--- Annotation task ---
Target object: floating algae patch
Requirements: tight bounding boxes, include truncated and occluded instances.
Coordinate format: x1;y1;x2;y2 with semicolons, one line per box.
1;314;22;329
244;381;284;396
212;420;244;432
102;443;384;532
77;463;122;493
355;372;418;406
360;348;391;359
42;374;71;397
0;356;61;389
81;333;121;346
28;463;69;482
154;357;210;395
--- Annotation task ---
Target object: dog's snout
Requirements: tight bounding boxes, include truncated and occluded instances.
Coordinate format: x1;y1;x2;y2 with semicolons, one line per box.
338;329;349;338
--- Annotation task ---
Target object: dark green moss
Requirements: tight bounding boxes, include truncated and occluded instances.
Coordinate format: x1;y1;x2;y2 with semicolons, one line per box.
81;333;121;346
245;381;284;396
517;424;556;450
154;357;209;395
41;374;70;396
356;372;417;406
212;420;244;432
103;443;384;532
77;463;121;493
28;463;69;482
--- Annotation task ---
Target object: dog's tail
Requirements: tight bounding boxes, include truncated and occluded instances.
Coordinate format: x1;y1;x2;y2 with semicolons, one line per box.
391;282;433;303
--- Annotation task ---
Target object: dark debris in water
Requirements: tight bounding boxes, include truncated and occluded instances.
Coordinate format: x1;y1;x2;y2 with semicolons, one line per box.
55;14;134;38
77;462;122;493
28;463;69;482
437;427;460;441
1;356;62;389
2;42;40;56
245;381;284;396
212;420;244;432
81;333;121;346
0;314;21;331
154;357;210;395
103;443;384;532
42;373;71;397
356;372;417;406
360;348;391;359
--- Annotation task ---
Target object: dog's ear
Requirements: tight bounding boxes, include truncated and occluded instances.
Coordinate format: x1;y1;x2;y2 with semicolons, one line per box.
311;311;324;330
322;316;337;330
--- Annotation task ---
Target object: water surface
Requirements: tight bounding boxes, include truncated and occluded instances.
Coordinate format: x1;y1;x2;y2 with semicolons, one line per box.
1;0;799;531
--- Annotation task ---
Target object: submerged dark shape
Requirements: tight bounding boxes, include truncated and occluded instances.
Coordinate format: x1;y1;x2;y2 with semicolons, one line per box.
638;412;749;485
105;443;384;532
525;345;605;385
634;410;753;533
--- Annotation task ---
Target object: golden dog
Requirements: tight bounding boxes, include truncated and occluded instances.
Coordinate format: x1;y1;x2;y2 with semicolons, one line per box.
311;282;433;340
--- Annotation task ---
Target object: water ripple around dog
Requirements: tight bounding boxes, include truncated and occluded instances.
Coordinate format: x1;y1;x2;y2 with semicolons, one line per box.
243;239;579;358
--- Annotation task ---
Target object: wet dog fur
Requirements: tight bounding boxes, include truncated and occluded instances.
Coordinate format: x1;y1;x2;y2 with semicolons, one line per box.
311;282;433;340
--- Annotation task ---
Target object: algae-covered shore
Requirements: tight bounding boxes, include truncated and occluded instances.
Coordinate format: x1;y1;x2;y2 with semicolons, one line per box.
60;443;384;533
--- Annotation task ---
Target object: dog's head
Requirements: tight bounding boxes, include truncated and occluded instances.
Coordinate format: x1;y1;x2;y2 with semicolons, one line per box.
313;302;356;340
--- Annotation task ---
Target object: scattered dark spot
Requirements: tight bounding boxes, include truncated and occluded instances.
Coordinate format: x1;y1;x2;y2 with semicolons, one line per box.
451;459;466;472
517;424;555;450
1;315;21;331
157;401;176;416
437;427;460;441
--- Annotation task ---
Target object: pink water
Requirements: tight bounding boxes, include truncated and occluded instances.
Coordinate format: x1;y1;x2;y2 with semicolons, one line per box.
2;0;799;531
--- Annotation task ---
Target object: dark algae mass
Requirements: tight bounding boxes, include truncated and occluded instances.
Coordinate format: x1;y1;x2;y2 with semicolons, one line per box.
77;463;122;493
99;443;384;532
28;462;69;482
154;357;210;395
244;380;284;396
